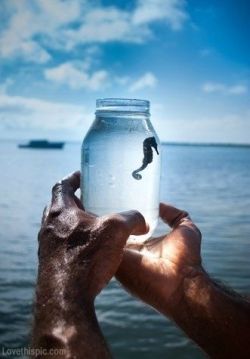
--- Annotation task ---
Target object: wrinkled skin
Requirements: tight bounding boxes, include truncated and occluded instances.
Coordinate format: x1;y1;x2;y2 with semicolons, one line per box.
39;170;148;302
33;171;148;358
33;171;250;359
116;203;202;316
116;204;250;359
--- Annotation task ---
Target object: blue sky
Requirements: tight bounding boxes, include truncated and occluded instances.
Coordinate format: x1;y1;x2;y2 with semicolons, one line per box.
0;0;249;143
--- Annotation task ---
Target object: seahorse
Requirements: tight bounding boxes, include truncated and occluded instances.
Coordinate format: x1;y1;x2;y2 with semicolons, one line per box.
132;137;159;180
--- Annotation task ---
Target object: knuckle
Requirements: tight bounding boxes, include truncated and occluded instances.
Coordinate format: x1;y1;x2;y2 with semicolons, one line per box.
172;211;189;227
49;206;62;218
101;215;125;235
52;181;62;193
192;223;202;239
49;203;79;221
61;178;72;189
60;179;68;189
182;210;189;218
128;210;144;222
107;214;125;228
40;208;79;238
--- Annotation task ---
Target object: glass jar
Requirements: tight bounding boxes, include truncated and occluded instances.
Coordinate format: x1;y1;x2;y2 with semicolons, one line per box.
81;98;161;242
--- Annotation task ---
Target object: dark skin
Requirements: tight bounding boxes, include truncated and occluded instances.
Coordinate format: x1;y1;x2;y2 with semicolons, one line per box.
32;171;148;358
116;204;250;358
33;171;250;358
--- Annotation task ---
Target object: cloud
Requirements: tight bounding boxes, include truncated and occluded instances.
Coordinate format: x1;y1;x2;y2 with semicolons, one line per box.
154;106;250;144
114;76;130;86
0;0;80;62
133;0;188;30
44;62;109;91
0;78;14;94
202;82;248;95
63;0;188;48
129;72;158;92
44;63;157;92
0;92;92;134
0;0;188;62
15;40;51;64
62;7;147;47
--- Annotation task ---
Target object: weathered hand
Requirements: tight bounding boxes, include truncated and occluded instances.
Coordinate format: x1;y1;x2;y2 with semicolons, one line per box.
117;204;250;358
116;203;202;317
39;171;148;302
35;181;250;359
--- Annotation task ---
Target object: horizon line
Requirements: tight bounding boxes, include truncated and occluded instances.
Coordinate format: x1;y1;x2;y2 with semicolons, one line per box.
1;139;250;148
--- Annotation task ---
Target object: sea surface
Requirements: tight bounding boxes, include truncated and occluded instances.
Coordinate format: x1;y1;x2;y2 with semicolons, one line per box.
0;141;250;358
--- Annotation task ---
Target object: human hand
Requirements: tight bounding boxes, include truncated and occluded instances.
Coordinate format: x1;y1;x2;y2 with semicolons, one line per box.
116;203;202;317
38;171;148;303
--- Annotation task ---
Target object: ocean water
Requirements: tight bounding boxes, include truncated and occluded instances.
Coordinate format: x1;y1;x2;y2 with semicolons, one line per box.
0;141;249;358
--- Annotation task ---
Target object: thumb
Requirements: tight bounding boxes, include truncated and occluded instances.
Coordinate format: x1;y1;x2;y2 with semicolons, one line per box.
98;210;149;253
160;202;190;228
117;210;149;236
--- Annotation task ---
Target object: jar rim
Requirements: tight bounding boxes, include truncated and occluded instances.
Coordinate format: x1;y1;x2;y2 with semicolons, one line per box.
96;98;150;114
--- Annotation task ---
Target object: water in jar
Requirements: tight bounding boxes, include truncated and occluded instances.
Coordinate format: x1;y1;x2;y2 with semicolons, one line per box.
81;99;161;242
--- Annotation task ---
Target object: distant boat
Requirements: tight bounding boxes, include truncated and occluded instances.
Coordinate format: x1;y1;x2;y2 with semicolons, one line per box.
18;140;65;149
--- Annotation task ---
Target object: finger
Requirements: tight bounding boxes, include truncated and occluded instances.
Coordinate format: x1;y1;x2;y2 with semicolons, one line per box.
118;210;149;236
41;205;49;225
159;202;191;228
73;194;85;210
51;171;81;209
